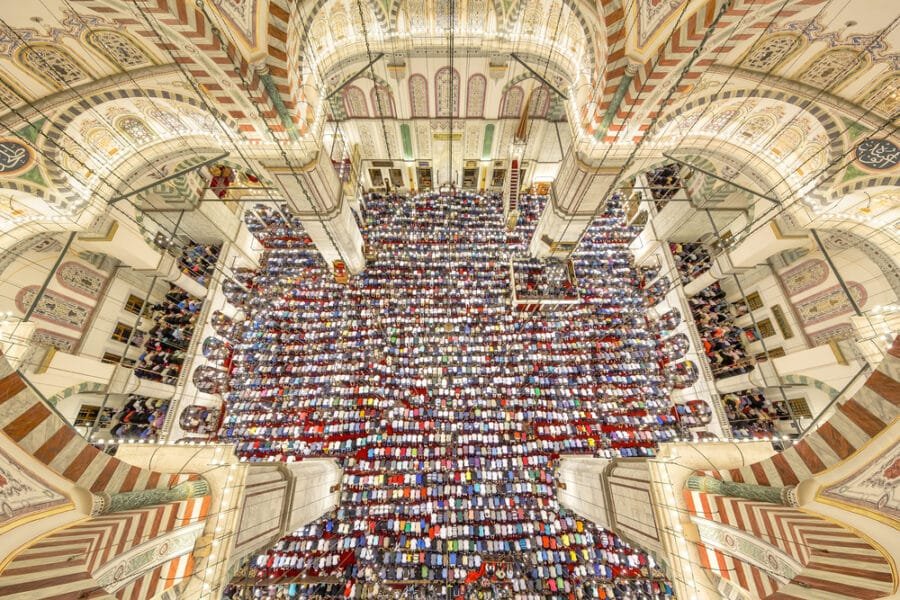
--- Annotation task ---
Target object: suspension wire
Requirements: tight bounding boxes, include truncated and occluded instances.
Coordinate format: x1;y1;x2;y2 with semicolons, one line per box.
56;0;213;175
0;93;255;303
634;0;809;171
449;0;455;189
289;0;382;205
355;0;395;164
0;15;170;184
137;0;352;269
556;0;737;253
517;0;565;161
682;15;898;205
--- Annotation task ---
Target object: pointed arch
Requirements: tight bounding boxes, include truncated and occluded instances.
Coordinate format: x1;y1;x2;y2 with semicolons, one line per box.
115;116;157;145
798;48;871;92
739;33;805;73
466;74;487;118
371;85;396;118
435;66;460;118
17;44;90;88
408;74;429;117
84;29;153;69
527;86;551;118
342;85;369;118
500;85;524;118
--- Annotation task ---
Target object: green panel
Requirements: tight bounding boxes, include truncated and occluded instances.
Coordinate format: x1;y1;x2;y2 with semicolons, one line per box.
400;124;413;160
481;124;494;161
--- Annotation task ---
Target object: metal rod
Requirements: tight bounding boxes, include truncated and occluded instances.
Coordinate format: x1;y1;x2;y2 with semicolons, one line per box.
23;232;76;322
325;53;385;101
108;152;230;204
810;228;863;316
662;153;779;204
85;210;187;441
509;53;568;99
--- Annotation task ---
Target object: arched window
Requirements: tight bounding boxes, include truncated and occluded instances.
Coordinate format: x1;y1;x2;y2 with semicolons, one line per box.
741;34;802;72
371;85;395;117
116;116;157;145
861;74;900;118
435;67;460;118
799;48;867;89
500;86;524;118
705;107;739;131
466;74;486;118
19;45;88;88
528;86;551;117
408;74;429;117
342;85;369;118
84;127;120;158
0;78;23;108
85;30;151;69
737;114;777;142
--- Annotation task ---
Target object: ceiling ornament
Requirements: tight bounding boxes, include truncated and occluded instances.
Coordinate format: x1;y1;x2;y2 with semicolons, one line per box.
778;17;900;70
636;0;686;48
0;9;109;57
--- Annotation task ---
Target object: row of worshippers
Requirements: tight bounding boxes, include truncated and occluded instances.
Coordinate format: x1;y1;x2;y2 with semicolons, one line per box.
723;389;791;439
220;193;676;598
644;163;683;212
670;242;713;285
134;285;202;385
688;283;753;379
108;394;169;441
178;241;220;287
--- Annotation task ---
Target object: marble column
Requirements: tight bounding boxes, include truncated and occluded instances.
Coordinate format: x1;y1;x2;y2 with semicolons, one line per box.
78;220;162;270
528;151;629;259
687;475;798;507
93;479;210;515
265;151;366;274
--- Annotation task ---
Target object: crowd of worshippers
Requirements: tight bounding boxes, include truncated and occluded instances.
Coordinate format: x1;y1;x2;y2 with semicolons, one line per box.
688;283;752;379
645;163;684;212
217;192;676;598
722;390;789;438
108;395;169;441
512;259;578;300
670;242;713;285
177;241;220;286
134;285;202;385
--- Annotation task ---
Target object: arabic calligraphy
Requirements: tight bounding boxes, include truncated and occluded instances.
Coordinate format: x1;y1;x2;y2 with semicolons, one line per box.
856;139;900;171
0;140;31;175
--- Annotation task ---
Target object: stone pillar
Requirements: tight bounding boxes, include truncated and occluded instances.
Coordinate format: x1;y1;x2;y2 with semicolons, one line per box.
92;479;210;515
108;368;177;399
265;151;366;274
158;254;208;299
683;223;807;296
78;220;163;270
687;475;798;506
529;151;628;259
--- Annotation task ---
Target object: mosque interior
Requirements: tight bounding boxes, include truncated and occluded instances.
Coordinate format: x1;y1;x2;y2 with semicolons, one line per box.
0;0;897;598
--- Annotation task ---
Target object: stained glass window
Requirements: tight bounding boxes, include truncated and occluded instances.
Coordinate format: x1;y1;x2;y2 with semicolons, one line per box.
435;67;460;118
501;86;524;118
409;75;429;117
117;116;157;145
742;34;801;72
86;30;151;69
466;74;486;118
342;86;369;118
19;45;88;88
370;85;395;118
799;49;865;88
